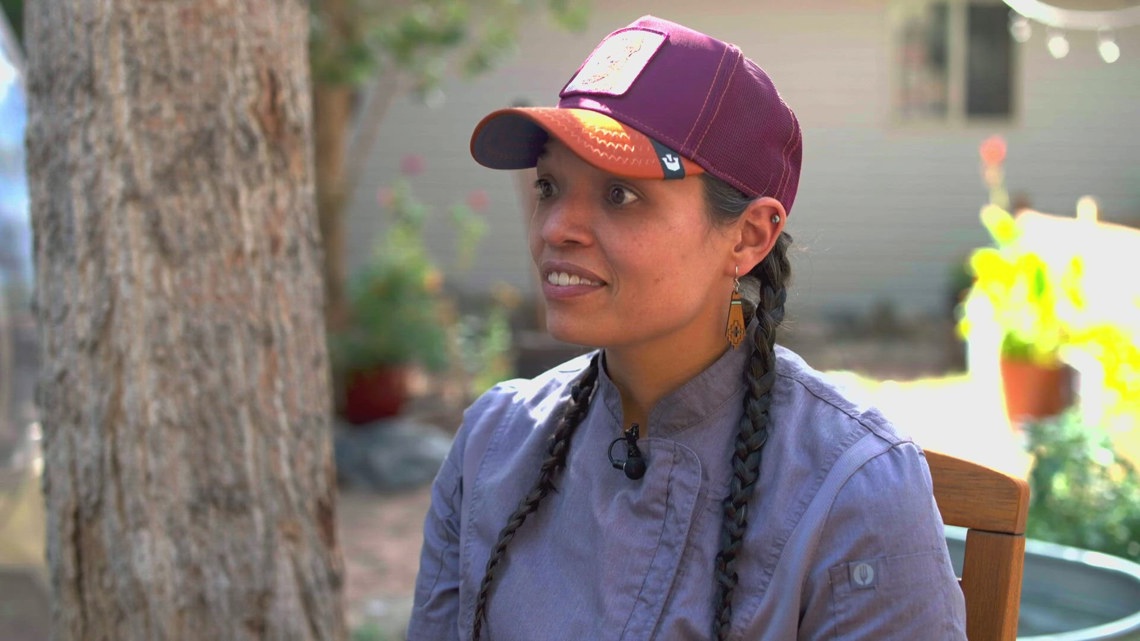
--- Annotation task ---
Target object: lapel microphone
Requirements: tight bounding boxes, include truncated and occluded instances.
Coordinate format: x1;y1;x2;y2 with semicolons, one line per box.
608;423;647;480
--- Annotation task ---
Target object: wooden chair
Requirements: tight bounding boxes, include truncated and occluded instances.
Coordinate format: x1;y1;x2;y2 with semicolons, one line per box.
926;449;1030;641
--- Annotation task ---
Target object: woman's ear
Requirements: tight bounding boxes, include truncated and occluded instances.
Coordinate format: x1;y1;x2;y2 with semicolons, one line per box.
731;197;787;274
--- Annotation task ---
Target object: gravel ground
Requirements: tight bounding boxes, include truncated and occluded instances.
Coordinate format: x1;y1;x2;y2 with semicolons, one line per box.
339;485;433;639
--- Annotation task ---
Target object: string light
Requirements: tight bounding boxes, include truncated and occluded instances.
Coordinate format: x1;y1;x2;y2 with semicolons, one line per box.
1098;29;1121;63
1003;0;1140;62
1076;196;1099;223
1009;13;1033;43
1046;28;1070;59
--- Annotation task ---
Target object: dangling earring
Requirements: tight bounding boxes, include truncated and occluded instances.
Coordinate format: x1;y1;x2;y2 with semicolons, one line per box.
726;266;746;349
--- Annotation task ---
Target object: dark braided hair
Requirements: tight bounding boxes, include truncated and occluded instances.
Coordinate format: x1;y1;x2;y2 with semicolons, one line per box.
704;173;793;641
469;175;792;641
471;356;600;641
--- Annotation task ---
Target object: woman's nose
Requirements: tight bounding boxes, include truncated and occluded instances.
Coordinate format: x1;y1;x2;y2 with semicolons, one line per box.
537;195;594;247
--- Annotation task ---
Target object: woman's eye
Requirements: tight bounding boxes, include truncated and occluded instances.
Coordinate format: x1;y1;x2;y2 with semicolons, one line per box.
606;185;639;207
534;178;557;200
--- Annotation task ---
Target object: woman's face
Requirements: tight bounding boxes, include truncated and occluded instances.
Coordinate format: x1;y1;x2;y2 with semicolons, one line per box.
529;140;737;357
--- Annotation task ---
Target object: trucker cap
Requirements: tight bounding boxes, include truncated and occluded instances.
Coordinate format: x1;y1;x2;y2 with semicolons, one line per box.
470;15;803;214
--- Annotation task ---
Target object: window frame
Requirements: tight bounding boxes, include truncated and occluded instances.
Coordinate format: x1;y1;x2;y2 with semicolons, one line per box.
890;0;1021;128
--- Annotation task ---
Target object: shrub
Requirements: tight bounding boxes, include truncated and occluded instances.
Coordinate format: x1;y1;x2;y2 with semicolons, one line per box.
1025;409;1140;562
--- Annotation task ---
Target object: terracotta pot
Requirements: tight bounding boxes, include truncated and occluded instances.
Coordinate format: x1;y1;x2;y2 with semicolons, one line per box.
1000;358;1074;423
342;366;409;425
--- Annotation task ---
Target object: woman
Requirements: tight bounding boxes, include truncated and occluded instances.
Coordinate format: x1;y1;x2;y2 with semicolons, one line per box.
408;15;966;641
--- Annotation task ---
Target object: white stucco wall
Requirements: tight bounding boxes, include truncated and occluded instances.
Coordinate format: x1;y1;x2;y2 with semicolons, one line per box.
344;0;1140;322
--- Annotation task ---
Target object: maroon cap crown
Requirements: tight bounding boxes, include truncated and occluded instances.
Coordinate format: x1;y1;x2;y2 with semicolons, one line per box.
471;15;803;214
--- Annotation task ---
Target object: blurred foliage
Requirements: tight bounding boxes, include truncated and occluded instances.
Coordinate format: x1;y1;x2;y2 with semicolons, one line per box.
310;0;590;97
1026;409;1140;562
0;0;21;50
329;168;517;395
330;178;453;373
960;205;1078;366
456;284;518;396
959;136;1140;410
350;621;391;641
960;136;1071;366
1069;322;1140;412
3;0;592;97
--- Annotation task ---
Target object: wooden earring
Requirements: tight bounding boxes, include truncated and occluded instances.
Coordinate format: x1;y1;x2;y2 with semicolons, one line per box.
726;267;746;349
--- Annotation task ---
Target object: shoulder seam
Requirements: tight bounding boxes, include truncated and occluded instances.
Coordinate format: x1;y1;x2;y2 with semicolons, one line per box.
775;368;906;446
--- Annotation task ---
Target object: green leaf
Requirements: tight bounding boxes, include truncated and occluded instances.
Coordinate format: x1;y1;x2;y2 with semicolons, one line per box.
980;205;1019;246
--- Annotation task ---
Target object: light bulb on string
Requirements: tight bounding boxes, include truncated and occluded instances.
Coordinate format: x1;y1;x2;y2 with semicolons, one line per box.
1047;28;1070;58
1009;12;1033;43
1076;196;1099;222
1098;28;1120;63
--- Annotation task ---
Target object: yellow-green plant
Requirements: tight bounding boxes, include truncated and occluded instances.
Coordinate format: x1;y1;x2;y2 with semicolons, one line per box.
1068;321;1140;414
959;204;1080;366
961;136;1140;417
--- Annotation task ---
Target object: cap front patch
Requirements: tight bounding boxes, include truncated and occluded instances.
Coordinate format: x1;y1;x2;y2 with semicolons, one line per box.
562;29;666;97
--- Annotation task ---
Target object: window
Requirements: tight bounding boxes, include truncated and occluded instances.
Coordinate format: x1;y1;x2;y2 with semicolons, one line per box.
895;1;1016;123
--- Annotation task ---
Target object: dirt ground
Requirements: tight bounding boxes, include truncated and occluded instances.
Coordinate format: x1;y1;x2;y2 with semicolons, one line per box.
338;484;433;637
0;482;433;641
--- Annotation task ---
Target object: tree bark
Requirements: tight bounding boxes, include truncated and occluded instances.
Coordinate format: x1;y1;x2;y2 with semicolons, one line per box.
25;1;347;639
314;77;398;333
313;83;352;332
311;0;355;333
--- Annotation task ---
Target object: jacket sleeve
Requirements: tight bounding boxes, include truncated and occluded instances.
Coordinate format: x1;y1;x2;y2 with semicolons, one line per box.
797;442;968;640
406;439;464;641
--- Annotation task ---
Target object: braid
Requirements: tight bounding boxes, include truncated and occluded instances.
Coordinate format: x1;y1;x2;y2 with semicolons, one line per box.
702;173;793;640
471;356;600;641
712;235;790;640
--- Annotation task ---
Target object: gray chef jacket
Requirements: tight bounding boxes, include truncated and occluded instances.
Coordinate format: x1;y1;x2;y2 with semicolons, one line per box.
408;343;967;640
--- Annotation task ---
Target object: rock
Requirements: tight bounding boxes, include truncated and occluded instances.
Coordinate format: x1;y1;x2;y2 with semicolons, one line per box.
334;418;453;492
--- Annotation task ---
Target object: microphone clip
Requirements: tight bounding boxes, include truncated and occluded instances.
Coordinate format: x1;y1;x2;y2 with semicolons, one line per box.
608;423;647;480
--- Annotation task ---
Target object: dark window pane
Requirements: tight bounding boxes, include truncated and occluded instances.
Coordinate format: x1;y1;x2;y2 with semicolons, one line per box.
967;4;1013;117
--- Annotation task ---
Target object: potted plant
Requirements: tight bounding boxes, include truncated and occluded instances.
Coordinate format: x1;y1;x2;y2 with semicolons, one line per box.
961;203;1077;421
329;158;511;424
959;136;1077;422
329;177;452;424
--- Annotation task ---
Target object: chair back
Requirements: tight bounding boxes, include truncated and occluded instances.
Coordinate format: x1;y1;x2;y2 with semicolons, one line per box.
926;449;1030;641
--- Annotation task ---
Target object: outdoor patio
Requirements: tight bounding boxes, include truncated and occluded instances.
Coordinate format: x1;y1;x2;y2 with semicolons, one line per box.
3;1;1139;638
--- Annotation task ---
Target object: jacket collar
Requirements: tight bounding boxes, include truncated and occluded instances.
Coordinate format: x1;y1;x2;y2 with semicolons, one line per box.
593;335;753;438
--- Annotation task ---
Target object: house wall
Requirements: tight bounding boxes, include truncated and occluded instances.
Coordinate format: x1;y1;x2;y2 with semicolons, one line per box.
344;0;1140;323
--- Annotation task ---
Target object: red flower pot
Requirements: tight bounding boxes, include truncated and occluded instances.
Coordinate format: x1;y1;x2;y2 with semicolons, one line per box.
342;366;410;425
1000;358;1075;423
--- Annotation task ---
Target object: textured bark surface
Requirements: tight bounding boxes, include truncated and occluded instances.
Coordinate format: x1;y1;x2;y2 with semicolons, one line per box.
313;83;351;332
24;1;347;639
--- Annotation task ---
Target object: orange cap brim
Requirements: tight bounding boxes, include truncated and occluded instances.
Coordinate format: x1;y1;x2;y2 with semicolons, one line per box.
470;107;704;180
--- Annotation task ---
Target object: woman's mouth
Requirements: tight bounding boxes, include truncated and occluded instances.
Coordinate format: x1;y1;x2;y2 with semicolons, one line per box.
546;271;602;287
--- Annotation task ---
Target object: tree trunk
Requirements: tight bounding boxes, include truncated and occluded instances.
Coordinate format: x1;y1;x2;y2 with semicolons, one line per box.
311;0;355;333
25;1;347;639
313;83;352;332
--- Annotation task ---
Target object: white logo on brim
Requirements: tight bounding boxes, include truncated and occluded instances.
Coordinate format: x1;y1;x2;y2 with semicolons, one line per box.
563;30;666;97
